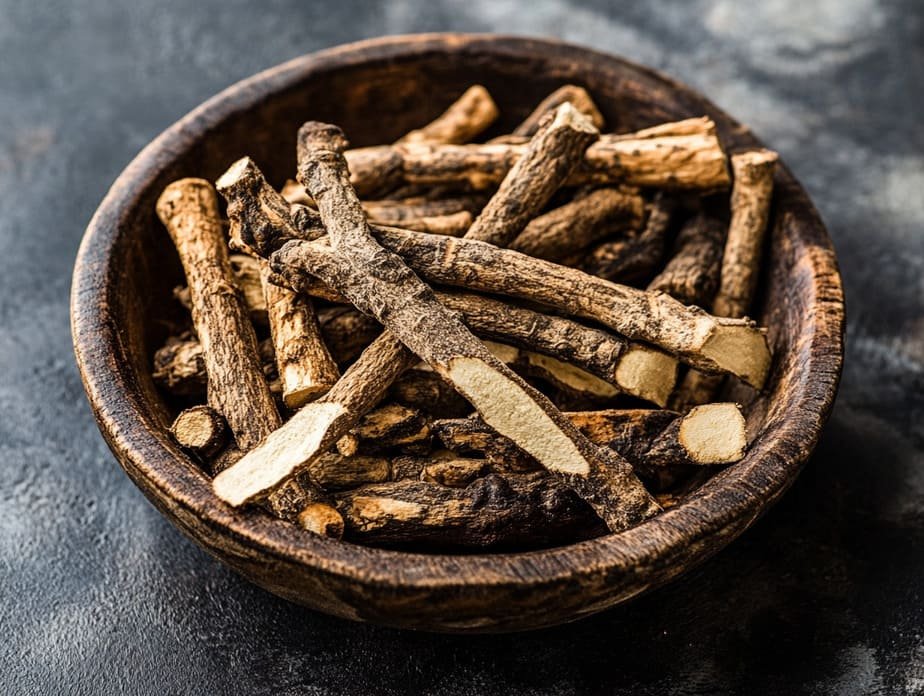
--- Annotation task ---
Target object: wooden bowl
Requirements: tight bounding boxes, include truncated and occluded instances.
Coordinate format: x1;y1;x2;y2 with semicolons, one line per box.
71;34;844;633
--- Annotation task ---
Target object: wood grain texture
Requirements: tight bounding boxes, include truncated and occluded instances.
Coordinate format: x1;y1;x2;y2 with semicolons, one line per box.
71;34;843;633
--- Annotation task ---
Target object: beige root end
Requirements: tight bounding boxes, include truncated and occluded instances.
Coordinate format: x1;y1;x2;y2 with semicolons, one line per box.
335;434;360;457
213;402;346;506
614;346;678;407
171;407;223;451
447;356;589;476
549;101;599;135
281;372;331;409
678;402;747;464
215;156;253;191
700;322;771;389
297;503;345;539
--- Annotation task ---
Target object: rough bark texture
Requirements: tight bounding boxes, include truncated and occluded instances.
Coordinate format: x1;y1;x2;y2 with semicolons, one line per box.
388;369;473;418
153;334;280;399
152;333;207;396
333;473;604;549
155;179;281;451
169;405;227;458
287;226;770;387
509;187;645;261
580;193;674;283
343;116;730;193
647;212;726;307
464;103;599;245
260;261;340;408
302;453;393;491
212;331;418;506
317;305;382;364
216;158;312;257
339;403;431;454
712;149;780;318
417;457;490;488
396;84;499;145
513;84;605;136
174;257;269;325
270;120;661;532
227;254;268;326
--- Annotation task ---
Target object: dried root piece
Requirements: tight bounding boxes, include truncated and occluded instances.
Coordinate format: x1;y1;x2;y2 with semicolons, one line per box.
397;85;499;145
362;195;488;224
317;306;382;365
345;228;770;387
259;262;339;408
673;149;779;410
153;333;206;396
344;117;730;193
388;369;473;418
439;291;677;405
435;403;747;471
258;121;661;532
305;453;392;490
155;179;281;450
712;149;779;319
484;339;618;401
647;212;726;307
227;254;268;326
153;335;280;398
581;193;674;283
418;457;490;487
337;403;430;455
333;473;604;548
509;187;645;262
464;103;599;246
170;405;227;458
394;210;472;235
513;84;605;136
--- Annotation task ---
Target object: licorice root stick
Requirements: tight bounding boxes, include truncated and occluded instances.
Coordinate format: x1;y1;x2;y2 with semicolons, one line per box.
464;103;598;245
259;261;339;408
155;179;281;450
673;149;779;409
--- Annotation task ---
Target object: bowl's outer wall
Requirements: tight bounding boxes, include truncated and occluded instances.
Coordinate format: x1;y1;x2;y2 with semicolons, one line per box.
72;35;844;632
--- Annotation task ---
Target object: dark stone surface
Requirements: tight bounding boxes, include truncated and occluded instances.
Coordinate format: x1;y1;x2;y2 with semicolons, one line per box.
1;1;922;693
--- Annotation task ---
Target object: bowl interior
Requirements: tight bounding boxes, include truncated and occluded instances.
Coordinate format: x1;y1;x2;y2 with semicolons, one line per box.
73;35;843;631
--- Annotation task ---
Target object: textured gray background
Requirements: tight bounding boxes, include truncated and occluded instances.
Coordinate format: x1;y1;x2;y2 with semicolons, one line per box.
2;1;923;694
